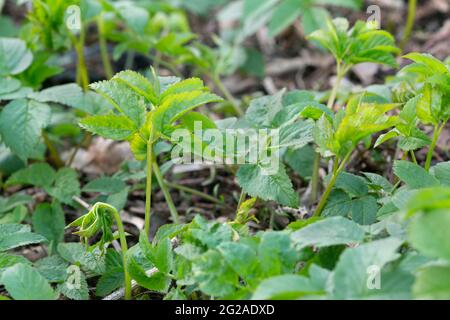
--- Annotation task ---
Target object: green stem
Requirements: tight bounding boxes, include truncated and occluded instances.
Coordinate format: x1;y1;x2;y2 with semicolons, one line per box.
237;190;246;208
400;0;417;51
310;152;320;203
409;150;417;165
425;123;444;171
144;130;154;237
314;151;352;217
164;181;224;206
212;74;244;116
42;132;64;168
97;14;113;79
310;61;345;204
153;161;180;224
327;61;344;110
109;206;132;300
74;28;89;91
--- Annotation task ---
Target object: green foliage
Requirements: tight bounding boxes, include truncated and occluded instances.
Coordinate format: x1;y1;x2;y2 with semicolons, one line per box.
0;263;57;300
308;18;399;70
0;224;46;252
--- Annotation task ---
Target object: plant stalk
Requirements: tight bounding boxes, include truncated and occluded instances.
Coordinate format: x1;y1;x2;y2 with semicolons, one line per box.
212;74;244;116
153;161;180;224
109;207;132;300
425;123;444;171
42;132;64;168
313;151;352;217
310;61;345;204
73;28;89;91
164;181;224;205
97;14;113;79
400;0;417;51
144;129;154;237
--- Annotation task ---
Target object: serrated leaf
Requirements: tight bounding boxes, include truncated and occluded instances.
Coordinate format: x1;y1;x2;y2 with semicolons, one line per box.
82;177;126;194
351;195;378;225
393;160;440;189
58;269;89;300
291;216;365;249
0;99;51;161
334;172;368;197
90;79;147;128
413;266;450;299
192;250;238;297
258;232;297;276
32;201;65;252
268;0;303;37
0;223;46;251
0;252;31;278
430;162;450;186
57;243;105;275
79;114;138;140
34;255;69;283
0;37;33;76
237;164;299;207
408;210;450;262
113;70;158;105
153;90;222;135
45;168;80;205
1;263;57;300
332;238;403;299
28;83;84;108
5;162;55;187
252;274;321;300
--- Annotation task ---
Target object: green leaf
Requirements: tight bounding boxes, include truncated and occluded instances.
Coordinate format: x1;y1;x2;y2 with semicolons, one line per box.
90;79;147;128
322;189;352;217
237;164;299;207
79;114;138;140
252;274;321;300
192;250;238;297
153;90;222;135
34;255;69;283
284;145;315;179
5;162;55;187
1;263;57;300
112;70;158;105
217;242;258;281
430;162;450;186
58;270;89;300
351;196;378;225
28;83;84;108
268;0;303;37
334;172;368;197
0;224;46;251
0;38;33;76
393;160;440;189
291;216;365;249
127;246;170;293
332;238;403;299
0;252;31;277
0;99;51;161
413;266;450;299
245;90;284;128
45;168;80;205
57;243;105;275
308;18;399;68
0;205;28;224
258;232;297;276
32;201;65;252
408;210;450;262
82;177;126;194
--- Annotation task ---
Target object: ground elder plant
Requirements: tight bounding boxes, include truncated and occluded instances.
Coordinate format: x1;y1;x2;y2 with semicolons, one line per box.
0;0;449;302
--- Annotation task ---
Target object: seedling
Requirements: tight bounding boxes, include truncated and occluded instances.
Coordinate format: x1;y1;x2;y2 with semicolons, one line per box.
79;70;222;235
